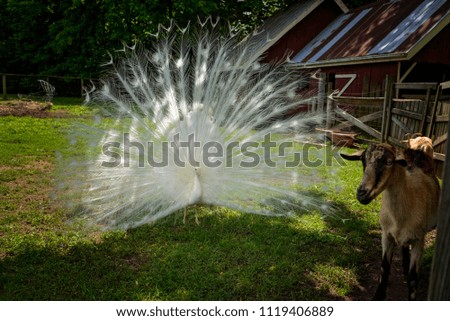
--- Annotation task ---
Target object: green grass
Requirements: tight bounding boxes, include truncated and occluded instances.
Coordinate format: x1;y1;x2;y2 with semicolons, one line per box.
0;98;434;300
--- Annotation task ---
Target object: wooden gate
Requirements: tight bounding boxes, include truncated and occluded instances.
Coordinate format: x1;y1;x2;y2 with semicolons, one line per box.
382;81;449;162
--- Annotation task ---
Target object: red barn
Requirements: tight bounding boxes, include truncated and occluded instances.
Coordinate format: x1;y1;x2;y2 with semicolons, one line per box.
254;0;450;97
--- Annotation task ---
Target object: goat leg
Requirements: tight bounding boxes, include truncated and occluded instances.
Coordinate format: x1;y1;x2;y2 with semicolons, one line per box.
401;246;410;276
373;233;395;300
407;239;424;300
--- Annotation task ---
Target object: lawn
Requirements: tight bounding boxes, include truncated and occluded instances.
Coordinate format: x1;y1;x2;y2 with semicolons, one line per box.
0;97;435;300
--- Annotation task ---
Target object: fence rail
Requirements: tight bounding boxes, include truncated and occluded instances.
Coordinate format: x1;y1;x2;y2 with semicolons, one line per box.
1;73;97;99
325;79;449;176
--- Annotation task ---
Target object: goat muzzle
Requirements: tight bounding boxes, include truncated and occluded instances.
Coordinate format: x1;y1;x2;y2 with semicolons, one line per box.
356;186;373;205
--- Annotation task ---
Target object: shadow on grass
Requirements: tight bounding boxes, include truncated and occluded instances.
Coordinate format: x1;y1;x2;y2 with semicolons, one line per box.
320;198;434;301
0;192;431;301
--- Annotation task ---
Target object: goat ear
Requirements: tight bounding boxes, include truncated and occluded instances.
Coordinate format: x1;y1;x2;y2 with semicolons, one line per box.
340;150;363;161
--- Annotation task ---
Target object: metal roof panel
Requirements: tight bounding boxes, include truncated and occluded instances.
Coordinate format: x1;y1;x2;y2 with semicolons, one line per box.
290;0;450;66
240;0;348;62
309;8;372;62
291;13;352;62
369;0;447;54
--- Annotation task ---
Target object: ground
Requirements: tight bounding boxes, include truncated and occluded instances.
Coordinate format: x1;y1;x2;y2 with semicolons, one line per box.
350;232;435;300
0;99;70;118
0;98;437;300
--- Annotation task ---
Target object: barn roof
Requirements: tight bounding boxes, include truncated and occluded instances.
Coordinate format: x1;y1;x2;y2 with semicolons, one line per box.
290;0;450;67
241;0;348;61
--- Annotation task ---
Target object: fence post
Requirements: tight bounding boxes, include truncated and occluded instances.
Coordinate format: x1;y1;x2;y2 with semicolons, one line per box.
2;75;6;100
381;75;393;142
428;111;450;300
318;72;326;112
326;84;334;129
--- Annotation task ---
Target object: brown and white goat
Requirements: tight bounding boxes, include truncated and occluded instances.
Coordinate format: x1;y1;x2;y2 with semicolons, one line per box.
405;133;434;159
341;143;440;300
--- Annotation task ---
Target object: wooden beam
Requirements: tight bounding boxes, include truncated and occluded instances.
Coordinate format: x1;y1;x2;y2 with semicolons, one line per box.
433;133;448;148
427;114;450;123
427;84;442;136
433;152;446;162
391;116;413;135
332;111;382;131
381;76;393;143
384;81;395;142
391;108;423;120
394;82;437;90
428;112;450;300
2;75;6;100
334;106;381;139
419;87;432;133
399;62;417;83
326;86;334;129
331;96;384;107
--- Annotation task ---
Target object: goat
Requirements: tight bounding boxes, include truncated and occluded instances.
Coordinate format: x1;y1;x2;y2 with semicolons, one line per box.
341;143;440;300
405;133;434;159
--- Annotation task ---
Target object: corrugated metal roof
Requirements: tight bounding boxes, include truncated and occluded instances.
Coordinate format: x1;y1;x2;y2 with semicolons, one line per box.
292;13;352;63
308;8;372;62
291;0;450;66
241;0;348;62
369;0;447;54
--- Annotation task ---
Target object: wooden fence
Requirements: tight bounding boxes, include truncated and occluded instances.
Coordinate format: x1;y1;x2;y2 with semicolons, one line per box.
325;79;449;176
1;73;95;99
428;105;450;300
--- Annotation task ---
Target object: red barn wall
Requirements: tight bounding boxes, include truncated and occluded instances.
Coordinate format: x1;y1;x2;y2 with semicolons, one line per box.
414;22;450;65
312;62;398;96
262;1;343;63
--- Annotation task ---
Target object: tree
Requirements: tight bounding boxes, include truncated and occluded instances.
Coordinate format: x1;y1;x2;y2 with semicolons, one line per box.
0;0;374;78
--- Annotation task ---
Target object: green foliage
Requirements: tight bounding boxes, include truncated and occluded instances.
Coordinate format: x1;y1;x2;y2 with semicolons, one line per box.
0;0;303;77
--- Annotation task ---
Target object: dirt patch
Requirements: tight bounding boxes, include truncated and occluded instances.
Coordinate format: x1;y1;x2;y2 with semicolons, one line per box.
348;232;435;301
0;100;71;118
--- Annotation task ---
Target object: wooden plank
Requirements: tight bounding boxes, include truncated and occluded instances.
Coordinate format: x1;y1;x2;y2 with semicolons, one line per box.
433;152;446;162
2;75;6;100
427;114;450;123
318;73;326;112
334;106;381;139
394;82;438;90
435;114;450;123
392;98;422;102
433;132;448;147
332;111;383;131
326;95;334;130
330;96;384;107
428;113;450;300
399;62;417;83
391;108;423;120
384;84;395;142
392;116;413;135
440;80;450;90
427;85;441;136
419;87;432;133
382;78;394;142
